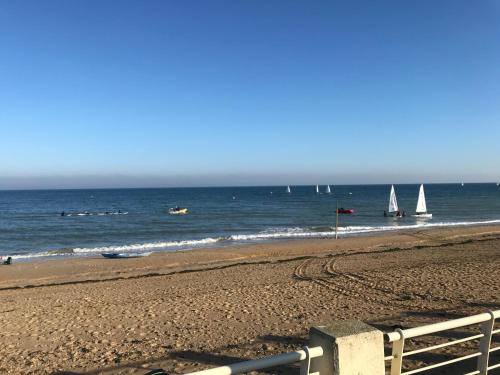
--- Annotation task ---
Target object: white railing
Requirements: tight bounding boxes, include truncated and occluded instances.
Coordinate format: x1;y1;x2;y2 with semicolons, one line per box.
179;310;498;375
183;345;323;375
385;310;500;375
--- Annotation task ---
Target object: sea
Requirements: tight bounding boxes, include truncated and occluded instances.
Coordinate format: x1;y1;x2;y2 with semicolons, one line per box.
1;183;500;262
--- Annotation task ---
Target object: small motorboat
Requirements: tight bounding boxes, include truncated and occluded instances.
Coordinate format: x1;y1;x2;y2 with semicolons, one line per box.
337;208;354;214
101;252;151;259
169;207;188;215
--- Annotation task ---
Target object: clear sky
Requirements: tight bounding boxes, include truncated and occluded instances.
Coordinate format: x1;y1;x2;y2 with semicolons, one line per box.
1;0;499;189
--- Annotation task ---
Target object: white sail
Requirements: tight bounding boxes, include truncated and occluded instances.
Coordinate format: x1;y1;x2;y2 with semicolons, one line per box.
316;185;319;193
416;184;427;213
325;185;331;194
286;185;291;193
388;185;398;213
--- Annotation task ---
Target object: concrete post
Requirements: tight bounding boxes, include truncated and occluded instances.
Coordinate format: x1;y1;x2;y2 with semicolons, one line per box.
309;320;385;375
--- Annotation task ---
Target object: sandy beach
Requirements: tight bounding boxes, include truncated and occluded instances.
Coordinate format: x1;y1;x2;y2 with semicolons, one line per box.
1;225;499;374
4;1;500;373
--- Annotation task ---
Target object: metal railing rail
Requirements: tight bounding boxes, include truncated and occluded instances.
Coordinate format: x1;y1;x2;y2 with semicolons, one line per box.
183;345;323;375
385;310;500;375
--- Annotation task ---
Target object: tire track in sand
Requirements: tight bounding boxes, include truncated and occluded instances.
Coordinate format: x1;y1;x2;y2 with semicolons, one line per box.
295;256;457;307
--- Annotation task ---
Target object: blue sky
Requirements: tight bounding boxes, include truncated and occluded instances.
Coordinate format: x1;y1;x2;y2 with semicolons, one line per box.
1;0;499;188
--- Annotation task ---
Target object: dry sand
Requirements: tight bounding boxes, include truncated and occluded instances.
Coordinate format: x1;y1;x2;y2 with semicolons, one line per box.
0;225;499;374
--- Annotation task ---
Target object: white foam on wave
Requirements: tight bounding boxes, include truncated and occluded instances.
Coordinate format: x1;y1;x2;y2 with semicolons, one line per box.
72;237;221;254
11;251;73;261
229;219;500;241
10;219;500;261
67;211;128;217
11;237;221;260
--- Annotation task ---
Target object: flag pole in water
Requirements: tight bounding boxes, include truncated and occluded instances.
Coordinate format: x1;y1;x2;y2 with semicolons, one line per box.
335;200;339;239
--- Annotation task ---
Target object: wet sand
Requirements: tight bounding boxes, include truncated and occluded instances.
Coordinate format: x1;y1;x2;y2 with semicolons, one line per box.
0;225;499;374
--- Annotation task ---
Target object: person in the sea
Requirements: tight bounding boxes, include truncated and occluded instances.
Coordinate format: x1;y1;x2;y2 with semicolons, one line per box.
61;211;65;216
384;210;388;217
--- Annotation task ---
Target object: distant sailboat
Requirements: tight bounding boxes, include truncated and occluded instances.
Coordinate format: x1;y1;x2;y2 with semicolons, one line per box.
384;185;403;217
412;184;432;218
315;185;319;194
286;185;291;193
325;185;331;194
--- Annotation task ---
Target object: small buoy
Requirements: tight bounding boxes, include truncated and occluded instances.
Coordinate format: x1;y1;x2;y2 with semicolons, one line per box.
232;196;236;200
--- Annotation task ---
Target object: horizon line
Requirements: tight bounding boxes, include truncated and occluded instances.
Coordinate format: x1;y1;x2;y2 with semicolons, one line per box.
0;181;497;192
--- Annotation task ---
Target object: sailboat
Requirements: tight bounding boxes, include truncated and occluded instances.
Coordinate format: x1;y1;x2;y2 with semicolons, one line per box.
384;185;403;217
325;185;331;194
412;184;432;218
315;185;319;194
286;185;291;193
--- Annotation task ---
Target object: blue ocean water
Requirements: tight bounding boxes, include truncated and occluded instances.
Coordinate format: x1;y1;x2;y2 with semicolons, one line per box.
1;184;500;261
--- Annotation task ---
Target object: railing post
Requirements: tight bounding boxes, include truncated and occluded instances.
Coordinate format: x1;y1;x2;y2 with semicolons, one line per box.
301;346;320;375
390;329;405;375
309;320;385;375
477;311;495;375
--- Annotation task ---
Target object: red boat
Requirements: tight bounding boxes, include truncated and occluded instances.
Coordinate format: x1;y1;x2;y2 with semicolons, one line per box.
337;208;354;214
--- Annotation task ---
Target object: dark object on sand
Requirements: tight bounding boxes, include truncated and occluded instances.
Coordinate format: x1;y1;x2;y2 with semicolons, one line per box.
391;324;404;330
144;370;169;375
101;252;151;259
3;256;12;265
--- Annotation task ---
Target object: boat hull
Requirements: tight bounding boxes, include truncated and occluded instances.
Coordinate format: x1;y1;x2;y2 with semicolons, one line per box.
101;252;151;259
412;213;433;218
337;209;354;214
169;208;188;215
384;212;405;218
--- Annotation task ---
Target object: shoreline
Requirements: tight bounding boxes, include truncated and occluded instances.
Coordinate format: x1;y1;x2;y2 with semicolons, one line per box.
2;224;500;290
7;218;500;263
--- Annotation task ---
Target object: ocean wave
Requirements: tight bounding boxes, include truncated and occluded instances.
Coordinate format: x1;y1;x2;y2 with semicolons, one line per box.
11;237;221;260
229;219;500;241
10;219;500;261
72;237;221;254
65;211;128;217
12;251;75;260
